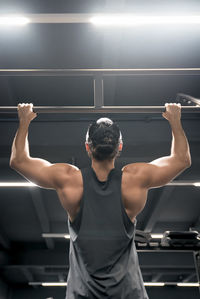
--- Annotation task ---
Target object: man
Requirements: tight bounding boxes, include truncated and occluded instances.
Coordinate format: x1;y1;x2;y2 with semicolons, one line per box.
10;103;191;299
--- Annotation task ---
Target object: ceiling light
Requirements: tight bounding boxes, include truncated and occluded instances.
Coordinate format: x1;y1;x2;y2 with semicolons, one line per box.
29;282;199;287
0;16;30;26
42;233;70;239
177;283;199;287
150;234;163;239
90;15;200;26
193;182;200;187
0;182;36;187
0;180;198;188
144;282;165;286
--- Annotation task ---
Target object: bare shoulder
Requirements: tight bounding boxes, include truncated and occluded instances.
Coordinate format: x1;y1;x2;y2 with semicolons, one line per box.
122;163;148;185
52;163;81;189
122;162;149;175
122;162;159;189
123;155;190;189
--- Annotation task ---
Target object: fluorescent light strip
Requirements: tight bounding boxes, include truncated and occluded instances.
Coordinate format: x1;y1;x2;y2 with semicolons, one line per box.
194;182;200;187
29;282;67;286
177;283;199;287
1;181;199;187
0;16;30;25
90;15;200;26
0;182;36;187
1;14;200;26
167;181;200;186
43;233;165;240
29;281;199;287
150;234;163;239
42;233;70;239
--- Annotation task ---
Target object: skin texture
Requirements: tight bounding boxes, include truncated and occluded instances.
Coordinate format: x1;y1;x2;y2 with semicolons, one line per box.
10;103;191;223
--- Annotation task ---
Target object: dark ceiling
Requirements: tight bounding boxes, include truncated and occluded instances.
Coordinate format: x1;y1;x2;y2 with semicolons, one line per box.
0;1;200;299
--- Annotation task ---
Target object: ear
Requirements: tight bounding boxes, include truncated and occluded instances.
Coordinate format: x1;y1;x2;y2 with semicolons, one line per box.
85;142;90;152
119;142;123;151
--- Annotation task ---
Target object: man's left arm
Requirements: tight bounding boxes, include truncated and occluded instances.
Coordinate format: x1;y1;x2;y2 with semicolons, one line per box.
10;103;71;189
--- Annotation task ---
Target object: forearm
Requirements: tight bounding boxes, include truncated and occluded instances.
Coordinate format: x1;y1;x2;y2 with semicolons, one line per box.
170;120;191;165
10;121;31;164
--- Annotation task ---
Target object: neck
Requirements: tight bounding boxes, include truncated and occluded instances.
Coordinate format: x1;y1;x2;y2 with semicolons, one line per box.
91;159;115;172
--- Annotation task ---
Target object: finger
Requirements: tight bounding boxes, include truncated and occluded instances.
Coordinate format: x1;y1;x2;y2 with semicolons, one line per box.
26;103;33;107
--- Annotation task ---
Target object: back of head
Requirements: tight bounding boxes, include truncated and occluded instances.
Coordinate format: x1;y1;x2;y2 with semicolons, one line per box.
86;117;122;161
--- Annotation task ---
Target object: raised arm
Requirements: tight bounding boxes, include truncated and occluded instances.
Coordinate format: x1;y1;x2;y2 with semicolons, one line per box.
9;103;74;189
124;103;191;189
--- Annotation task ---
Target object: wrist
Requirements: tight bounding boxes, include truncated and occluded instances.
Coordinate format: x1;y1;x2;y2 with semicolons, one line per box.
169;119;182;129
19;120;31;132
19;119;31;127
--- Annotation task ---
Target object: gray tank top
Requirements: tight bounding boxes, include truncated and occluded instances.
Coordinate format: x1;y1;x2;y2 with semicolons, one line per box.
66;167;149;299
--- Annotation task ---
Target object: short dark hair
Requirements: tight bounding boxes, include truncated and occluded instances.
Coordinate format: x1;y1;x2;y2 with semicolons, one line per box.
86;118;122;161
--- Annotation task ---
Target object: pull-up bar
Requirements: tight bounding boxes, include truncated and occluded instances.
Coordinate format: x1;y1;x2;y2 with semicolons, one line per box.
0;68;200;76
0;93;200;114
0;106;199;114
0;68;199;114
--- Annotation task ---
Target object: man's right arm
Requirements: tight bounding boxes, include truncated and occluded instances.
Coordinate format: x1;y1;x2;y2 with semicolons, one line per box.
124;103;191;189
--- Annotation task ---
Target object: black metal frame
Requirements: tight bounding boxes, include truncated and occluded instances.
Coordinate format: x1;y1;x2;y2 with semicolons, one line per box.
0;68;200;114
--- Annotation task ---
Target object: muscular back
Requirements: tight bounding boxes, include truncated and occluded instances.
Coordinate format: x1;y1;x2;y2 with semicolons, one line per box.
10;103;191;225
56;165;148;223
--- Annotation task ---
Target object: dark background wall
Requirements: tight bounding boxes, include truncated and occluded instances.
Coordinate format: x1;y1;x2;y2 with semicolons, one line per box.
0;279;9;299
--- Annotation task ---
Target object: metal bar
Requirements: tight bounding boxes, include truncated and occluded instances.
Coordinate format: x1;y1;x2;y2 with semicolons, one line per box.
0;106;199;114
94;75;104;107
1;68;200;77
176;93;200;106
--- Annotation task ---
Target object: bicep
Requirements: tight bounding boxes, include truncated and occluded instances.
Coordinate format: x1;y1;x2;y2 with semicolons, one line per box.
11;157;66;189
143;156;189;189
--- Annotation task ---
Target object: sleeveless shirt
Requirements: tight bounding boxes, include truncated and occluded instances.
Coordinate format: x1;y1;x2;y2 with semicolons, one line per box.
65;167;149;299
